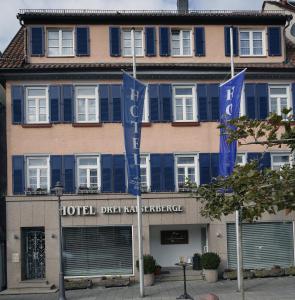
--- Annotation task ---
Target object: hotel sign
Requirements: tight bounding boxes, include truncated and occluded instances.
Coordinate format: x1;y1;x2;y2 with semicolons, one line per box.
61;205;183;216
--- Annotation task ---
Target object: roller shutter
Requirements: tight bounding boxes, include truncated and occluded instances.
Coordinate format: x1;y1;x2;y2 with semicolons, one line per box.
63;226;133;276
227;222;294;269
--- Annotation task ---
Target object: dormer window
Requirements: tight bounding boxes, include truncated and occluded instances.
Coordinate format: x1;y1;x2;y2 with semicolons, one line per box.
47;28;74;57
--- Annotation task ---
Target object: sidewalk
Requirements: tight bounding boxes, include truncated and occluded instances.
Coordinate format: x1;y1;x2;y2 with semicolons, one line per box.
1;277;295;300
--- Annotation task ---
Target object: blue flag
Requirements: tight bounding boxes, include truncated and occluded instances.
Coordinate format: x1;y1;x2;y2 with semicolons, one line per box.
219;69;246;177
123;72;146;196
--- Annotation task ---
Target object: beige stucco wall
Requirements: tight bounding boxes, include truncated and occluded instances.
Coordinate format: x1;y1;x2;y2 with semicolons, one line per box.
6;193;208;288
28;24;285;65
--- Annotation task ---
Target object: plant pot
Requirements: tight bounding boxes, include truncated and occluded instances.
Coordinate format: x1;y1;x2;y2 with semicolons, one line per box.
203;269;218;283
144;273;154;286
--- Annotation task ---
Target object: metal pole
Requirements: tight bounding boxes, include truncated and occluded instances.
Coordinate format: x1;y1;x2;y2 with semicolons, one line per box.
58;194;66;300
132;27;144;298
230;26;244;299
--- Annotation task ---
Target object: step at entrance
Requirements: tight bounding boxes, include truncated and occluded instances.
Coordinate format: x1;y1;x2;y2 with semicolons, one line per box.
155;267;203;282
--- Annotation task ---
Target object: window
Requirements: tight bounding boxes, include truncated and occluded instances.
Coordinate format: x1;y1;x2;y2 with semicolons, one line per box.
142;89;149;122
27;157;49;192
140;155;151;192
271;154;291;171
171;29;192;56
77;157;100;190
236;153;247;166
122;29;143;56
240;30;265;56
173;86;196;121
26;87;49;124
75;86;99;122
176;155;198;191
47;28;74;56
269;85;291;118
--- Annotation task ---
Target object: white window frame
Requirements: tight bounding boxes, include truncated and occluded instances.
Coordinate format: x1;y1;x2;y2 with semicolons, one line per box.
171;29;192;57
77;156;101;190
122;29;144;57
26;156;50;192
173;85;197;122
47;28;75;57
75;86;99;123
140;154;151;192
25;86;49;124
175;154;199;191
271;153;292;170
236;153;247;166
268;84;291;117
239;29;266;57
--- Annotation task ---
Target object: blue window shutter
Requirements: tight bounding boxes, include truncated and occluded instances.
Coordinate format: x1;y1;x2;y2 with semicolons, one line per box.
208;84;220;121
268;27;282;56
224;26;238;57
159;27;170;56
62;85;74;123
162;154;175;192
109;27;121;57
149;84;160;122
210;153;219;179
12;155;24;194
30;26;44;56
233;27;239;56
199;153;211;185
113;155;126;192
111;84;122;122
160;84;172;122
224;26;231;57
195;27;205;56
292;83;295;116
245;84;256;119
49;86;60;123
248;152;270;170
145;27;156;56
76;27;90;56
101;154;113;192
12;86;24;124
198;84;208;121
100;85;110;122
150;154;162;192
256;84;268;120
63;155;75;193
50;155;62;189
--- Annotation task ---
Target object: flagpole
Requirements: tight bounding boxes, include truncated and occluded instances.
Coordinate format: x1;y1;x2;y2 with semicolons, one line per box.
230;26;244;299
132;27;144;298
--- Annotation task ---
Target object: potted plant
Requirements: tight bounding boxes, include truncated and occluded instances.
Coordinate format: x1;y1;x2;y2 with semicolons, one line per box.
201;252;221;283
136;255;156;286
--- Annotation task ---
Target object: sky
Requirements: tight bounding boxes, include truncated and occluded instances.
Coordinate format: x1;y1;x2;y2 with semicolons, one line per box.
0;0;265;52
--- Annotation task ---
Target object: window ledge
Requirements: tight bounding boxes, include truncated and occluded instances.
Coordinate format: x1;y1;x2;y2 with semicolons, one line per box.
172;122;200;127
142;122;152;127
22;124;52;128
72;123;102;127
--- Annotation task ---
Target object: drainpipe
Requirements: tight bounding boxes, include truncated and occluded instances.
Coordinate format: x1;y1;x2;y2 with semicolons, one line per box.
284;14;293;64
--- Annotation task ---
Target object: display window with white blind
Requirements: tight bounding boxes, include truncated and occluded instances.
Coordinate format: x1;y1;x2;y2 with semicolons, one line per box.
176;155;198;191
173;86;197;122
77;156;101;191
75;86;99;122
140;155;151;192
26;156;50;192
271;153;291;171
47;28;74;56
269;85;291;118
25;87;49;124
171;29;192;56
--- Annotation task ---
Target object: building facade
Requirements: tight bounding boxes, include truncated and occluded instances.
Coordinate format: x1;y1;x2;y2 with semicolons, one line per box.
0;3;295;290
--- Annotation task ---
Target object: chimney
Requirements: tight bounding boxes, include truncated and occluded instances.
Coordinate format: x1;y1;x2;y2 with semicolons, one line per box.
177;0;189;13
281;0;288;5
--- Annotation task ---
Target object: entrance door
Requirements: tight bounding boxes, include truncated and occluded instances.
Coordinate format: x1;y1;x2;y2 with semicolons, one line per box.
22;228;45;280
